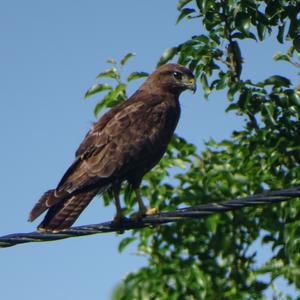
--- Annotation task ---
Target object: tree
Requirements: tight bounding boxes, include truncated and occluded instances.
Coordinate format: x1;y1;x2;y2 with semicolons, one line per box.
85;1;300;299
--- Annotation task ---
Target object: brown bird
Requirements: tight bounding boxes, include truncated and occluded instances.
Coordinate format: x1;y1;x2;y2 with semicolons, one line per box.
28;63;196;231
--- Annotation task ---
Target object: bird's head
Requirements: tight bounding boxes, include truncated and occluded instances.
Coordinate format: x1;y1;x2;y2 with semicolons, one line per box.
145;63;196;96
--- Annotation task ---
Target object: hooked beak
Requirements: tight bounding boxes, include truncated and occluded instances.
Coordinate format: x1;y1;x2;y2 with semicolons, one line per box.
185;77;197;93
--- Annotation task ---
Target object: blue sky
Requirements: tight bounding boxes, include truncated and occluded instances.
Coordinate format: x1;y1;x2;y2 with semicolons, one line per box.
0;1;298;299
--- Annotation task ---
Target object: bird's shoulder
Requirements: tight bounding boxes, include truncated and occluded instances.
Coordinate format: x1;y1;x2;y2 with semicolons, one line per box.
75;89;171;158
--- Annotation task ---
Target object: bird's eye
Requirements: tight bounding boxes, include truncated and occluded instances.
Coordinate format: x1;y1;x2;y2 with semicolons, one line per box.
173;71;182;80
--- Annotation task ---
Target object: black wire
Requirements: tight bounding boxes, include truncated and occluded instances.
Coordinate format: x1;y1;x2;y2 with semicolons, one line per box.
1;186;299;248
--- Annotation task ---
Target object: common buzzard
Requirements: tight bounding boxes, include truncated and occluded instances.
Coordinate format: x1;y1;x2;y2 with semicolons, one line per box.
28;63;196;231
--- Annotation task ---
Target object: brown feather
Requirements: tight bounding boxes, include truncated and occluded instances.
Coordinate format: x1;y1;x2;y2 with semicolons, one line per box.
37;188;99;231
28;189;55;222
28;63;195;231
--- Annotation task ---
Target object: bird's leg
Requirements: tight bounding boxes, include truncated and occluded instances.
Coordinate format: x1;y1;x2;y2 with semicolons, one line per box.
113;193;123;221
112;185;124;223
135;188;147;216
134;188;158;219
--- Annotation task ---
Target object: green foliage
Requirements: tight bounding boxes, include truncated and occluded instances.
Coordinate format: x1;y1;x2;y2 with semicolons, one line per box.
84;53;148;118
84;83;112;99
86;1;300;299
127;71;149;82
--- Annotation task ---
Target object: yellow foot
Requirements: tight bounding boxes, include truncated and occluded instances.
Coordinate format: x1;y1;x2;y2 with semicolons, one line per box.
145;207;158;216
131;207;158;220
37;227;65;233
37;227;47;232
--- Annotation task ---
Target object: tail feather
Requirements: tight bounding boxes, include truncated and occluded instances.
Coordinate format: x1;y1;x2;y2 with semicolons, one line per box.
28;189;56;222
37;188;99;231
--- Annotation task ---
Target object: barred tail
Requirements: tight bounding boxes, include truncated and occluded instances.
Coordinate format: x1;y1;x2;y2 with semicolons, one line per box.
28;189;56;222
28;187;101;232
36;188;100;232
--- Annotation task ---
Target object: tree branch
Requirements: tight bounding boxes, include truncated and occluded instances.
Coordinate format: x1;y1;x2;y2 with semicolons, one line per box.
1;187;299;248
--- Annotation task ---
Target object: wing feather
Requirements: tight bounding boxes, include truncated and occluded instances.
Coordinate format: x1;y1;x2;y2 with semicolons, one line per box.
29;63;191;230
56;91;169;196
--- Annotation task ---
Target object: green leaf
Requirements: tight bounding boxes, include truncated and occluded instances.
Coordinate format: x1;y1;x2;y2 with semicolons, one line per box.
231;31;257;41
157;47;178;66
120;53;135;66
84;83;112;99
293;35;300;53
93;84;126;116
96;68;119;80
257;23;266;41
235;12;251;33
264;75;291;87
196;0;210;14
277;24;285;44
200;73;211;98
113;83;127;97
127;71;149;82
227;82;240;101
225;103;238;112
118;237;136;252
273;53;290;62
176;0;192;11
172;158;186;169
211;78;226;91
287;18;298;39
262;103;276;126
192;34;209;44
93;96;110;117
206;215;219;234
107;58;116;65
176;8;195;24
289;89;300;108
237;89;251;110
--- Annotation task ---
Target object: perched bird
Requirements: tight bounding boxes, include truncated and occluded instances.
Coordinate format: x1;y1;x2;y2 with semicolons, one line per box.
28;63;196;231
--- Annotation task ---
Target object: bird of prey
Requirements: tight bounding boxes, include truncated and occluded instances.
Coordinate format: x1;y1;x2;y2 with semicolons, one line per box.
28;63;196;231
